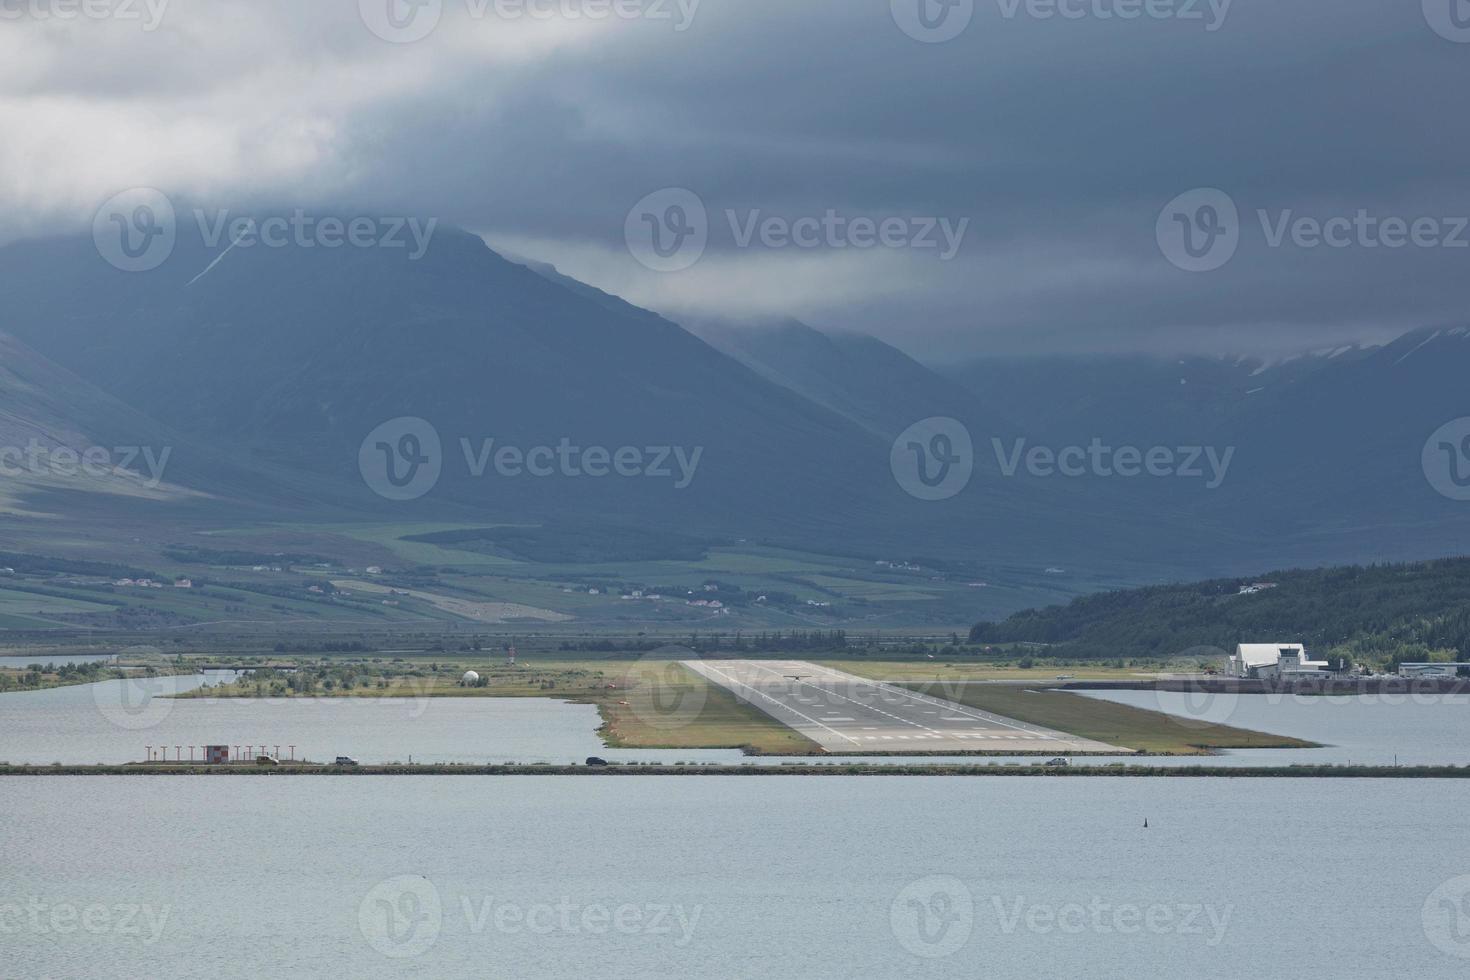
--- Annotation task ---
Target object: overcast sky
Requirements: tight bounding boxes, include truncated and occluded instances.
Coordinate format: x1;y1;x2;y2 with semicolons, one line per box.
3;0;1468;360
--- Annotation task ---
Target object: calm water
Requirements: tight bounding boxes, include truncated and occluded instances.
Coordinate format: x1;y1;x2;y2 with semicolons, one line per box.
6;677;1470;768
0;674;746;766
1086;688;1470;767
4;777;1470;978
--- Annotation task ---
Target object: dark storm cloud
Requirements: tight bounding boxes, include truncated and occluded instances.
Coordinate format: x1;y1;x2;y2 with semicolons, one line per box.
3;0;1467;358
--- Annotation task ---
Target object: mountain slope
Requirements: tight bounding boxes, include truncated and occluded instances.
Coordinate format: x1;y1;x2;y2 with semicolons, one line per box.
945;331;1470;566
0;226;893;535
6;223;1177;566
970;557;1470;664
943;347;1377;446
686;318;1017;443
0;331;201;511
6;219;1464;580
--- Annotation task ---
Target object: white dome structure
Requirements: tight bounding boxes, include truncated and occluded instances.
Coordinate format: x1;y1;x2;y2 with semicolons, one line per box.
460;670;481;687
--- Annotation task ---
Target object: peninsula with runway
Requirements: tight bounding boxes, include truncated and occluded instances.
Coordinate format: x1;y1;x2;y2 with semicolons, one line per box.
155;652;1312;757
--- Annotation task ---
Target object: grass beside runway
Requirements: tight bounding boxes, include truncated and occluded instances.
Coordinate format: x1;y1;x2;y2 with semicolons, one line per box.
825;661;1169;683
597;663;824;755
896;683;1317;755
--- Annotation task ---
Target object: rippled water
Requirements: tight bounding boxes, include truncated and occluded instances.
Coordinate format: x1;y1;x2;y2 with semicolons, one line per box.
5;777;1470;979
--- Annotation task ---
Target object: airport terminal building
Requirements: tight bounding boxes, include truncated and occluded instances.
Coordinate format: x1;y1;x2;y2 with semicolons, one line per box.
1228;644;1330;679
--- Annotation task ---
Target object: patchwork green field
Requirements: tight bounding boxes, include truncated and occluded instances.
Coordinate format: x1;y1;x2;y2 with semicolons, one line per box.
0;515;1124;632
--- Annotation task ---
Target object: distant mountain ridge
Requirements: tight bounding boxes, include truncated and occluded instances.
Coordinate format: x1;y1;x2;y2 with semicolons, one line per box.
0;220;1467;583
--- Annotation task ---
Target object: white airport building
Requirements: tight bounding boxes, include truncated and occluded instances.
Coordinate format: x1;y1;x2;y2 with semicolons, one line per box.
1227;643;1329;679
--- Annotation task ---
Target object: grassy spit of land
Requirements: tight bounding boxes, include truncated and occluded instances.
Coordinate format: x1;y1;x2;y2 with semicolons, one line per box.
895;682;1316;754
0;657;193;693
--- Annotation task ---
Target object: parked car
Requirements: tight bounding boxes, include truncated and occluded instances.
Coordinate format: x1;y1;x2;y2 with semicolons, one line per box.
585;757;610;767
334;756;358;766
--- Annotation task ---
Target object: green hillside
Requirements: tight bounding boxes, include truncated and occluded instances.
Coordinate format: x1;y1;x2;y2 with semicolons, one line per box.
969;558;1470;665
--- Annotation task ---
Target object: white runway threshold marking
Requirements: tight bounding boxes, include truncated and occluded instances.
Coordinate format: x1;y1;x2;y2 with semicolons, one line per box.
683;660;1125;754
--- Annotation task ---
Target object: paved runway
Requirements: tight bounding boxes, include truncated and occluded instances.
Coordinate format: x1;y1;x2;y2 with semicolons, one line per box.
684;660;1123;754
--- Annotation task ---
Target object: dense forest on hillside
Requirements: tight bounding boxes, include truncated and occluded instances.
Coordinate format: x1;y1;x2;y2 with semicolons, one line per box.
970;559;1470;664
